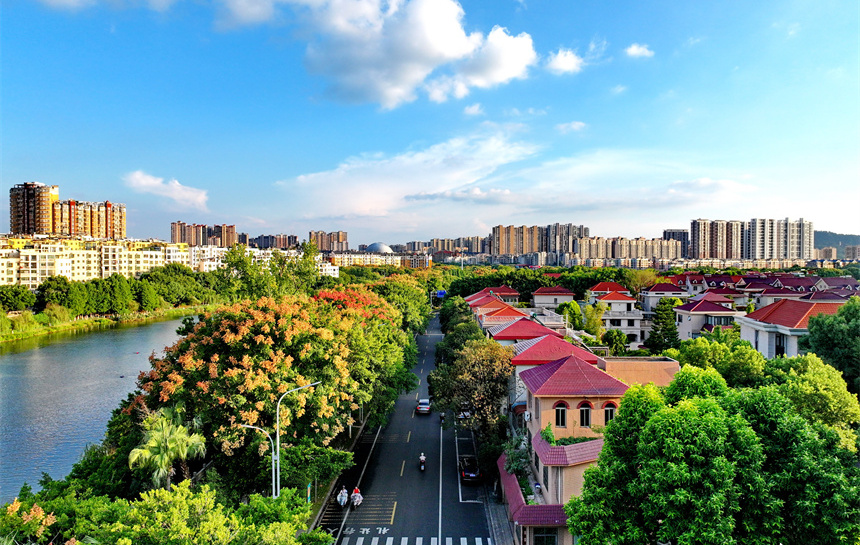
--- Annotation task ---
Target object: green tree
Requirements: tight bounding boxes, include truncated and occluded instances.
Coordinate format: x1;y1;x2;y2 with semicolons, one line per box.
664;364;728;405
129;410;206;489
643;297;682;353
35;275;72;312
565;384;667;544
556;301;583;330
583;302;607;338
602;329;628;356
719;387;860;545
434;319;484;364
800;295;860;394
106;273;134;314
428;339;513;437
137;279;161;311
713;344;766;388
0;284;36;311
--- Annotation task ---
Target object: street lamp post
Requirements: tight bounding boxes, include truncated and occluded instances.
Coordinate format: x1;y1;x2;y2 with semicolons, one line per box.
239;424;276;498
275;381;321;498
240;381;321;498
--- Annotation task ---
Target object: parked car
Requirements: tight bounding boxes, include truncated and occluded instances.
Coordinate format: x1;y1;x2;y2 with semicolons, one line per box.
458;455;481;483
416;398;431;414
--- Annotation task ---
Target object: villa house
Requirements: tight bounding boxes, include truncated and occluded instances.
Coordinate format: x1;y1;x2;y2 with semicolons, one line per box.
673;299;744;339
532;286;575;310
466;285;521;304
496;355;628;545
736;298;847;358
814;277;860;292
594;291;647;343
586;281;630;304
640;282;688;314
488;318;564;346
509;335;599;409
479;304;530;329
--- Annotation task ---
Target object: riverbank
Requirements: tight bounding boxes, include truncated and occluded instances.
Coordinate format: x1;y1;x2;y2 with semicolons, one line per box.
0;304;217;345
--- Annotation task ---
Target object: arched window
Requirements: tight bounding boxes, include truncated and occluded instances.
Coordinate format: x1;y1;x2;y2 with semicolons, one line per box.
578;401;593;428
603;401;617;424
554;401;569;427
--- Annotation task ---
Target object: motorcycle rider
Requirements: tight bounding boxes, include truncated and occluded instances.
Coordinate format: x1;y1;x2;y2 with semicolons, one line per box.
419;452;426;469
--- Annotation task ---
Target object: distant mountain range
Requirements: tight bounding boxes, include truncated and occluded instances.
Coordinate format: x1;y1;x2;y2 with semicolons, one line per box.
815;231;860;258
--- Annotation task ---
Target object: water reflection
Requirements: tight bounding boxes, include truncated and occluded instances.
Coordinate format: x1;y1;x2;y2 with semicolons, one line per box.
0;318;183;503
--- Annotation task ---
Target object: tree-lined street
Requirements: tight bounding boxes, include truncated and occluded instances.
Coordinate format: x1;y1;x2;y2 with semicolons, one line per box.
317;315;491;544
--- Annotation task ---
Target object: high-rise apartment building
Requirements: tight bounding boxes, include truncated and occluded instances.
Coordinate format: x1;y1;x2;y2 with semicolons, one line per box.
490;223;586;256
10;182;60;235
662;229;690;258
691;217;814;260
10;182;126;239
309;230;349;251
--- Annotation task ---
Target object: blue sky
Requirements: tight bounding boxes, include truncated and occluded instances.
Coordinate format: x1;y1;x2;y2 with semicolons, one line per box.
2;0;858;246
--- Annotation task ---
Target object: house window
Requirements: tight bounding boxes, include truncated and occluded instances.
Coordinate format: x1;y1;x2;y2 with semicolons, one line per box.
604;402;617;424
627;319;635;326
578;401;592;428
534;527;557;545
626;303;632;311
610;319;621;327
542;465;549;492
554;402;568;427
534;452;540;470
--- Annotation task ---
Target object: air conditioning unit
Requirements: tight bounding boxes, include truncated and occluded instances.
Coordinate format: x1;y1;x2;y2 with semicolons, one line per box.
523;411;531;421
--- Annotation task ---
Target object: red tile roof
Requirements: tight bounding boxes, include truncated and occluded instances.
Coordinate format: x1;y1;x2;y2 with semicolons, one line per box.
483;306;530;318
488;285;520;295
474;298;511;312
489;318;563;341
511;335;600;365
745;299;846;328
544;273;562;279
596;291;636;302
468;294;502;308
704;287;743;296
496;455;568;527
532;434;604;466
533;285;574;296
820;277;860;289
674;300;740;314
589;281;629;293
644;283;684;293
689;292;733;304
521;355;629;397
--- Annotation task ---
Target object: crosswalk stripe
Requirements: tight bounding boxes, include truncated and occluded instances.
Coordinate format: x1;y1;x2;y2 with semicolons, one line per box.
386;538;393;545
430;538;436;545
476;538;483;545
371;538;379;545
461;539;467;545
356;538;364;545
342;539;349;545
447;538;453;545
401;538;408;545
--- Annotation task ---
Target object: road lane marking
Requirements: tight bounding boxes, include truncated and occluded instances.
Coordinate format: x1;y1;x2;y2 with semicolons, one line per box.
390;501;397;524
438;425;443;545
336;427;383;540
356;539;363;545
417;538;423;545
372;538;379;545
400;460;405;476
386;539;394;545
407;431;411;443
415;392;419;400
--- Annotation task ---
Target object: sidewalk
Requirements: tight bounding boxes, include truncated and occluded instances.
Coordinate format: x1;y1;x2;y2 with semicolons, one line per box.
485;481;516;545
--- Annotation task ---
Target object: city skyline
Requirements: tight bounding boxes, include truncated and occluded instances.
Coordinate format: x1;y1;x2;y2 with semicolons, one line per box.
2;1;858;244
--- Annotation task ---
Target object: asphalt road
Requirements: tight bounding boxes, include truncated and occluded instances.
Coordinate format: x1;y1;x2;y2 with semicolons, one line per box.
317;315;492;545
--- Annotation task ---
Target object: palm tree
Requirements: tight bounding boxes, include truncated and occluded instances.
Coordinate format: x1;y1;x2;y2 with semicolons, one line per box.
129;409;206;489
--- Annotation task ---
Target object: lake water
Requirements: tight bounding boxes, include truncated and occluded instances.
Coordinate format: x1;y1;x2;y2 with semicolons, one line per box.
0;318;184;503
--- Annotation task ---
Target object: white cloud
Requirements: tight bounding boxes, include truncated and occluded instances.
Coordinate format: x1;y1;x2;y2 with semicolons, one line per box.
556;121;586;133
625;43;654;58
425;25;538;103
35;0;539;109
275;128;538;222
610;84;627;94
464;103;484;116
546;48;584;75
123;170;209;211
